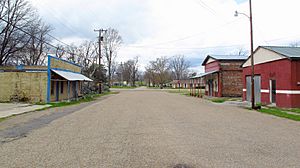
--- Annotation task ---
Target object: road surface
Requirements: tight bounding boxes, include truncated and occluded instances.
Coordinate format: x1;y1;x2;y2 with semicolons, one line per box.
1;90;300;168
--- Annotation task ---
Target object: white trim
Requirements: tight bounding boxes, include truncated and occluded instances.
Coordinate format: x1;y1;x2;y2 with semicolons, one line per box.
276;90;300;94
243;89;246;92
261;89;269;93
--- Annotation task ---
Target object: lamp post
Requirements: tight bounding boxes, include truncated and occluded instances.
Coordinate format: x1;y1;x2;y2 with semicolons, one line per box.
235;0;255;109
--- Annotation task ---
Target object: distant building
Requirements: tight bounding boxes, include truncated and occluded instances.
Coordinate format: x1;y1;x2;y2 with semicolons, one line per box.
200;55;247;97
0;55;92;103
242;46;300;108
170;80;190;89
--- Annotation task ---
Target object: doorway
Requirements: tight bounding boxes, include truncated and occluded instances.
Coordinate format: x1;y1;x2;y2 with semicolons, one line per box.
55;81;59;101
208;80;213;96
270;80;276;104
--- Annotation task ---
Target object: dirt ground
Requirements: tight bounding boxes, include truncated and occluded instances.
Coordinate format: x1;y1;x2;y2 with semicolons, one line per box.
0;90;300;168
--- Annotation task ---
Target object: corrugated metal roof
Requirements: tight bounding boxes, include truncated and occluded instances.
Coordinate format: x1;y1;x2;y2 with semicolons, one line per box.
209;55;248;60
190;70;219;79
52;69;93;82
202;55;248;65
262;46;300;58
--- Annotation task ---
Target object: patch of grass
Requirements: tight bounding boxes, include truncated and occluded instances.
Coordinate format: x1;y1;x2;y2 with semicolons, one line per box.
290;108;300;114
211;98;226;103
111;86;136;89
258;107;300;121
48;91;118;108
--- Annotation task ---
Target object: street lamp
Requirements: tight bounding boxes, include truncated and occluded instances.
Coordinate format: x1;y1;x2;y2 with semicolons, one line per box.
235;0;255;109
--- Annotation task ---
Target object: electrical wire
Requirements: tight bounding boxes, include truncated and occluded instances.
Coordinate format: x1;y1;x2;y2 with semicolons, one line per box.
0;17;79;57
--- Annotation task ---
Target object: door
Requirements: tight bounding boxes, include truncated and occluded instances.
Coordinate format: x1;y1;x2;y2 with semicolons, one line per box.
208;80;213;96
246;75;261;104
254;75;261;104
72;81;78;99
270;80;276;104
246;76;251;101
55;81;59;101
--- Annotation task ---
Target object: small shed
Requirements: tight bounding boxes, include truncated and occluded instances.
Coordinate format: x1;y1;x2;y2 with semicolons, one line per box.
242;46;300;108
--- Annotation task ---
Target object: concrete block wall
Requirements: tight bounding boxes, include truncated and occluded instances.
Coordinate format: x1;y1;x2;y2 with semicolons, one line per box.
50;58;81;73
0;72;47;103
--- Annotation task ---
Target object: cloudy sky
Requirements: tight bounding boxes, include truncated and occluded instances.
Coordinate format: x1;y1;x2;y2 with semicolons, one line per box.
29;0;300;73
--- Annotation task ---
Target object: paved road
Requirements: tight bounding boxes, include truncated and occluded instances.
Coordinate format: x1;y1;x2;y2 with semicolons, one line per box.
1;90;300;168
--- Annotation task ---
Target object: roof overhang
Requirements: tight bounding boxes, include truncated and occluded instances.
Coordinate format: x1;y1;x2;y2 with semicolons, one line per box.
190;70;219;79
51;69;93;82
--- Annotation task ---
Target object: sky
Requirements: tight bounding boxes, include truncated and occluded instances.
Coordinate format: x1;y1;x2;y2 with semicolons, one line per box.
29;0;300;73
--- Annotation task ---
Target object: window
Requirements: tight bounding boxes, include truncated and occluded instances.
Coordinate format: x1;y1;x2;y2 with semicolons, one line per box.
61;81;64;94
51;81;54;95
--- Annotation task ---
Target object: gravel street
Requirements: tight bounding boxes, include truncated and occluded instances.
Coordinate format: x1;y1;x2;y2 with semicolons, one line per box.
1;90;300;168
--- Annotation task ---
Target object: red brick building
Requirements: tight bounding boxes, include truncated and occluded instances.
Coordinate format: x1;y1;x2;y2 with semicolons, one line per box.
242;46;300;108
201;55;247;97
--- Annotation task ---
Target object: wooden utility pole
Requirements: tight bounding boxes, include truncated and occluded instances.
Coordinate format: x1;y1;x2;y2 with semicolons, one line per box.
249;0;255;109
94;29;107;93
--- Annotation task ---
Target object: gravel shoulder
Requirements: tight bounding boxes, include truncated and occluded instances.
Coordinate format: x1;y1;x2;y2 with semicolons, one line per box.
0;90;299;168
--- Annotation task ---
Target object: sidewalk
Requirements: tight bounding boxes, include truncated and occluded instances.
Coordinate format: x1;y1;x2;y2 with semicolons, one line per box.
0;103;51;118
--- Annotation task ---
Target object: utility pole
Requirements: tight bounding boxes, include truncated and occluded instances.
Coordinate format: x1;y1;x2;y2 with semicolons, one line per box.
249;0;255;109
234;0;255;109
94;28;107;93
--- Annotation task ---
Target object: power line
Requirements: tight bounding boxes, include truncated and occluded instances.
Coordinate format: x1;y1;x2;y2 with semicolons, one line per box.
194;0;217;16
124;43;246;50
128;18;241;48
1;2;75;49
0;17;79;57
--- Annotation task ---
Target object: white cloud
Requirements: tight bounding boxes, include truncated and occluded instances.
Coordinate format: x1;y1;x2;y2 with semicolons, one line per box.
29;0;300;73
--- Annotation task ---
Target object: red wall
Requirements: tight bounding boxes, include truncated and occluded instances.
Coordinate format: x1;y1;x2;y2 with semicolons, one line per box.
205;61;220;72
243;59;300;108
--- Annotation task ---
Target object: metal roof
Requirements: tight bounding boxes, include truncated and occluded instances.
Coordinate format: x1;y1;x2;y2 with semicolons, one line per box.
262;46;300;59
202;55;248;65
209;55;248;60
190;70;219;79
52;69;93;82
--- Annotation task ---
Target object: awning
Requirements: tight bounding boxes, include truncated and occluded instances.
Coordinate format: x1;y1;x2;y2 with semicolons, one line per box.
51;69;93;82
190;70;219;79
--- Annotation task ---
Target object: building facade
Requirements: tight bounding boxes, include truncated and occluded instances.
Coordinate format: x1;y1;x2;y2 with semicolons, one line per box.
170;80;190;89
242;46;300;108
0;55;92;103
201;55;247;97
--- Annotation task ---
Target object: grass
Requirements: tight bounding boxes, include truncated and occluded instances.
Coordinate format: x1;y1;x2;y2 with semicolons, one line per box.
167;89;196;97
48;91;118;108
210;98;227;103
290;108;300;114
111;86;136;89
258;107;300;121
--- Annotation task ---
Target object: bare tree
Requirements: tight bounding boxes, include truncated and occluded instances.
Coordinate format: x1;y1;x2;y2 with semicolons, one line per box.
19;18;52;65
169;55;190;80
0;0;37;65
55;44;65;58
102;28;122;87
65;44;78;63
149;57;171;89
290;41;299;47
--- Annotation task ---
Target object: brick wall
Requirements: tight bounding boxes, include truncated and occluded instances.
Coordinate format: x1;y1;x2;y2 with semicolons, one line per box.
221;70;243;97
220;61;244;97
